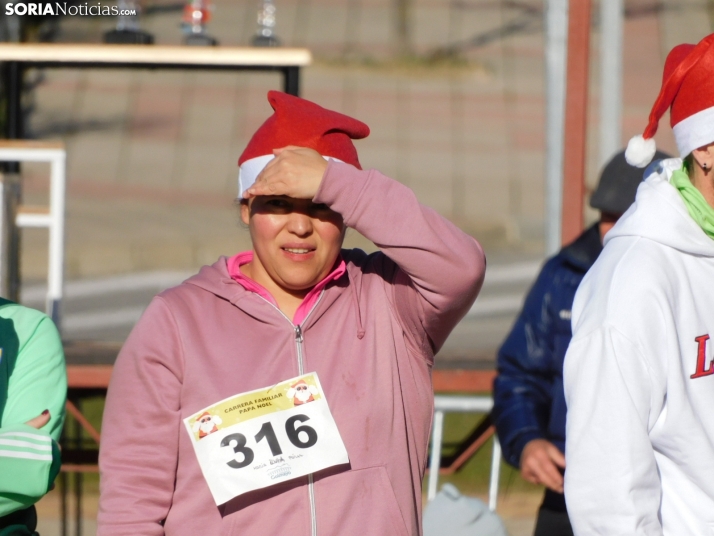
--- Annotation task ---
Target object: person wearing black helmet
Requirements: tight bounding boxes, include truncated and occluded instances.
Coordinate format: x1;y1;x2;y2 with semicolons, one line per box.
491;149;669;536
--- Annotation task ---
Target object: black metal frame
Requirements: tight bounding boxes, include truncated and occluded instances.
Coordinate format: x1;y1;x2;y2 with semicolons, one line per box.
1;61;23;173
0;60;301;147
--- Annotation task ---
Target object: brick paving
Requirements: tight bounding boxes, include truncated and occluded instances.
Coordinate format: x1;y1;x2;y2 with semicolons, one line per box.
17;0;712;361
20;1;712;281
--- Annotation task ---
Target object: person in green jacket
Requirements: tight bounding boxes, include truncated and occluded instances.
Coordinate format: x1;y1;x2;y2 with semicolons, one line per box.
0;299;66;536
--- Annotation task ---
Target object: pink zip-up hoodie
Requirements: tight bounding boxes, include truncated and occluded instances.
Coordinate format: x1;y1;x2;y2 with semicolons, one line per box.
98;162;485;536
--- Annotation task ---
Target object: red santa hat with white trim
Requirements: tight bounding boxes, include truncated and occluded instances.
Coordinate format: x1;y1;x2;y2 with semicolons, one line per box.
626;33;714;168
238;91;370;196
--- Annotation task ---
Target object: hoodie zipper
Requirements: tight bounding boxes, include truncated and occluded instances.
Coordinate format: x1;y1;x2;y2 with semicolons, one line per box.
295;323;318;536
254;293;323;536
295;324;305;374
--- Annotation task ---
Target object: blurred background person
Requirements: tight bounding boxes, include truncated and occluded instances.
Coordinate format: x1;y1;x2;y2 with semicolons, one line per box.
491;148;668;536
0;299;66;536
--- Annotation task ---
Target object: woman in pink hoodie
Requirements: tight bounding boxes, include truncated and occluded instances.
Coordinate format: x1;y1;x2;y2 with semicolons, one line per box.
98;91;485;536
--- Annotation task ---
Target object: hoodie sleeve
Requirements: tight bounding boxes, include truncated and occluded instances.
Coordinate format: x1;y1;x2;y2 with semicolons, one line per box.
314;162;486;357
563;326;665;536
98;297;184;536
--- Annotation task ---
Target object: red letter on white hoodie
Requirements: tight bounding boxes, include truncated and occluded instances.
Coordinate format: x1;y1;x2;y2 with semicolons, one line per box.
690;335;714;379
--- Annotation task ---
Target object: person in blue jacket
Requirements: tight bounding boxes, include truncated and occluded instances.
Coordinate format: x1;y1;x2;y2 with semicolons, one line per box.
492;149;669;536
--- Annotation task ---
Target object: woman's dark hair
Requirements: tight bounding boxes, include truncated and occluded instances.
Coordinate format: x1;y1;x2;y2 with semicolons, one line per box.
684;153;695;176
235;198;249;229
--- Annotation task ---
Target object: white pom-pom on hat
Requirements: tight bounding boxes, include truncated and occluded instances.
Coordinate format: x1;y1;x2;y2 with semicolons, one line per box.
625;135;657;168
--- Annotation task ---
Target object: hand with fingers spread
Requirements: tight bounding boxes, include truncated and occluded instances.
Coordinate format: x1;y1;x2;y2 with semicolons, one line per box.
24;409;51;430
243;146;328;201
520;439;566;493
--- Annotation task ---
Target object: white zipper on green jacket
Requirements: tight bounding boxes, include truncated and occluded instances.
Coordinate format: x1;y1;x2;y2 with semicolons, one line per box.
254;292;324;536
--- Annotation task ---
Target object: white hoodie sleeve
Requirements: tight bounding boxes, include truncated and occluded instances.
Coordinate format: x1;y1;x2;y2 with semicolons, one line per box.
564;326;664;536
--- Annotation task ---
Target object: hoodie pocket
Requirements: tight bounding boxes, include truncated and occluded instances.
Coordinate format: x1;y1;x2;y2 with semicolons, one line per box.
314;465;411;536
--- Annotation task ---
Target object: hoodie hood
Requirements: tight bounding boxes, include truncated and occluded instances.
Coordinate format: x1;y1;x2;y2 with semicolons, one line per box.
605;157;714;257
184;258;242;302
181;256;359;333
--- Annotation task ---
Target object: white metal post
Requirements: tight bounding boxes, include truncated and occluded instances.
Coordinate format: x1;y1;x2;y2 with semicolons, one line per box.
545;0;569;256
428;396;498;507
599;0;624;166
47;151;66;327
488;435;502;511
0;143;66;331
427;410;444;501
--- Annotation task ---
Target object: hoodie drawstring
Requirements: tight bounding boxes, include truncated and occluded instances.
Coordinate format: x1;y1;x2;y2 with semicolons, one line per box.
350;276;365;339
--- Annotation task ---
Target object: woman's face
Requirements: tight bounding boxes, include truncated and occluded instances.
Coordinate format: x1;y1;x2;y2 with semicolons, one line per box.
241;196;345;293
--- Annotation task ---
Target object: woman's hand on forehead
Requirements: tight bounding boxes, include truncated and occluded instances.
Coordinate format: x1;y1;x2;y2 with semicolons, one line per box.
243;146;328;200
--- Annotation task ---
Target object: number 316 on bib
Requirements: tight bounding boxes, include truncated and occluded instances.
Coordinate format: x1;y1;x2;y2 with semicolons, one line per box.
221;414;317;469
184;373;349;505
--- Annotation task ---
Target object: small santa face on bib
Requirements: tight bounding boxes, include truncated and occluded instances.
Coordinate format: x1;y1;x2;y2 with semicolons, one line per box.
192;411;223;439
287;380;319;406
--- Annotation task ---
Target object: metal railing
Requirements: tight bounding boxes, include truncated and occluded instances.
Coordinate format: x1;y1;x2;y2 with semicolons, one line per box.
0;140;66;327
428;395;502;511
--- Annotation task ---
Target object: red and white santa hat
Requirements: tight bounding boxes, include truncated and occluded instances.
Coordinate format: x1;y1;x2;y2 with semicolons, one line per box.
626;33;714;167
238;90;370;196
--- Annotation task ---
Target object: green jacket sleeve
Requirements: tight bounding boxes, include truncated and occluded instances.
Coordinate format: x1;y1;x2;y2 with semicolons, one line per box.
0;424;61;514
0;302;66;516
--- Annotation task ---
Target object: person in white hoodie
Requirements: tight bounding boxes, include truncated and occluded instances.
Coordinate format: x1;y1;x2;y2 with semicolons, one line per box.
563;33;714;535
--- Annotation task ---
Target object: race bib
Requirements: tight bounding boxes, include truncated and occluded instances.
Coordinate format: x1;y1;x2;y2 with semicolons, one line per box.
184;372;349;505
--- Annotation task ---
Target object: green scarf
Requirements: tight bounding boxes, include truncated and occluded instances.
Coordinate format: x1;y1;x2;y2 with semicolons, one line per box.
670;166;714;240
